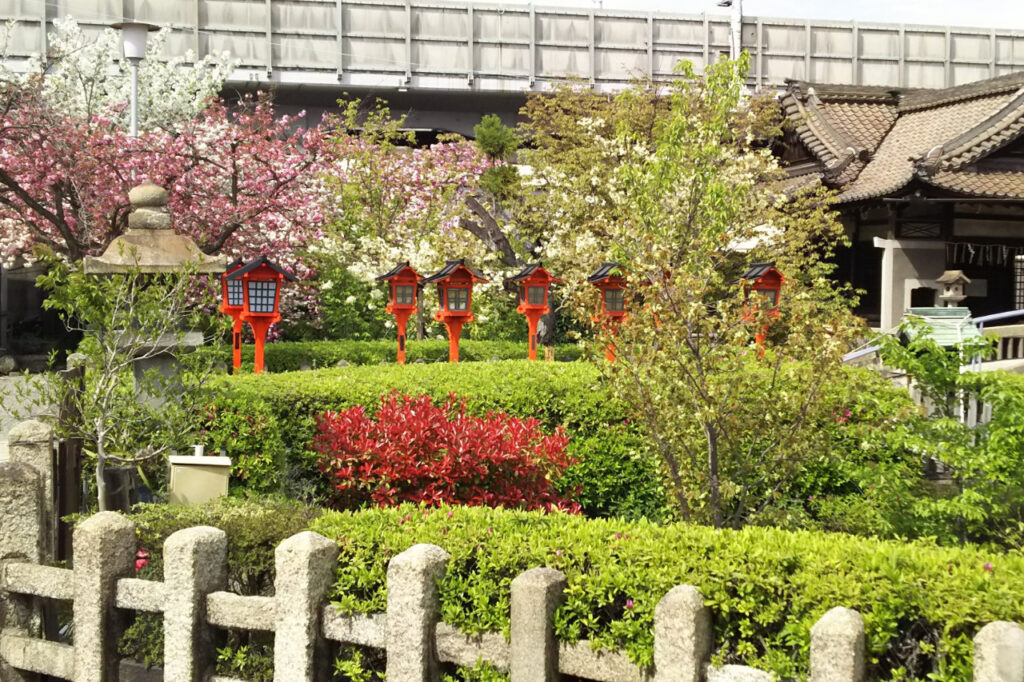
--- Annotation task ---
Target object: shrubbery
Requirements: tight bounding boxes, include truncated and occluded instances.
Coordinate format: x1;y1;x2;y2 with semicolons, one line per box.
206;339;584;372
206;361;668;520
313;393;579;511
313;504;1024;680
120;498;320;679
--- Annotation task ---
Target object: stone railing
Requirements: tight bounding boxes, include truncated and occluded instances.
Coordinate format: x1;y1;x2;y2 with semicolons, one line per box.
2;426;1023;682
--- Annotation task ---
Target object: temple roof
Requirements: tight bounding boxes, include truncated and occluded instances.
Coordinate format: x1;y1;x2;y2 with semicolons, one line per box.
780;72;1024;203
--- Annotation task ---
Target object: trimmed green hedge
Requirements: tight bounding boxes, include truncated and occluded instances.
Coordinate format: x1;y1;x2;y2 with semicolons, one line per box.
313;504;1024;680
207;339;584;372
207;361;667;520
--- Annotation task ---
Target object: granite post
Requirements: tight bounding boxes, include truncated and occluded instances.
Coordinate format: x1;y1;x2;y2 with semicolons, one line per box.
510;567;567;682
274;531;339;682
810;607;865;682
8;421;54;560
163;526;228;681
974;621;1024;682
0;462;45;682
73;512;136;682
386;543;450;682
654;585;712;682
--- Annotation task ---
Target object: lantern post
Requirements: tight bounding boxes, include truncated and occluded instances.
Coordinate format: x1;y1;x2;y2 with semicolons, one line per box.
219;259;246;373
739;262;784;346
588;263;628;362
508;263;561;361
226;256;298;374
422;259;488;363
376;262;421;365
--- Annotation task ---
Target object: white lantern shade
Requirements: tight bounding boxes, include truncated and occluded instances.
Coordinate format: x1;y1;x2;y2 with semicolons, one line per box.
116;22;156;61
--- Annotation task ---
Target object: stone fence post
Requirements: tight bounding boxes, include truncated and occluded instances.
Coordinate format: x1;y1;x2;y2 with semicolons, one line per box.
274;531;339;682
654;585;712;682
0;461;46;682
73;512;136;682
511;567;566;682
8;420;54;561
164;526;228;682
810;607;865;682
386;543;450;682
974;621;1024;682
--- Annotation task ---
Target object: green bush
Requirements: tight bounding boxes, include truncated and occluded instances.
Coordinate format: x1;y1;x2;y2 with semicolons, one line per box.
206;361;668;520
313;504;1024;681
205;339;584;372
119;497;320;679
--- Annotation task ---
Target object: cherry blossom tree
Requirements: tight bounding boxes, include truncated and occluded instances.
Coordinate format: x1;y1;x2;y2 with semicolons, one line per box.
0;76;327;270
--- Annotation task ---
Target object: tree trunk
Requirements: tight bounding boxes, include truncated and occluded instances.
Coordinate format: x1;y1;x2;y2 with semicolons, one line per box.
95;451;108;512
706;424;722;527
537;308;557;347
416;296;425;341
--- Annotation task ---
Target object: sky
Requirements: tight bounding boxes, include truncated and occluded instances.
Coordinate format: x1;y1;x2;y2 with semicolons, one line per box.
498;0;1024;31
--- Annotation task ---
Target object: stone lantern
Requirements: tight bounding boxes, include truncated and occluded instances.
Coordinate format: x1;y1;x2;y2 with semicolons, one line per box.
936;270;970;307
83;182;226;398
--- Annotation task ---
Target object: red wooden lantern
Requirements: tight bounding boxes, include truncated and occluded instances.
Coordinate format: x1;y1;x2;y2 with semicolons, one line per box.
588;262;628;362
226;255;298;374
508;263;561;361
422;259;488;363
376;262;421;365
219;259;245;373
739;262;785;346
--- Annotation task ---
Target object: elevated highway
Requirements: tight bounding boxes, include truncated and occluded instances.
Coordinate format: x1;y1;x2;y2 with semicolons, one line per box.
2;1;1024;132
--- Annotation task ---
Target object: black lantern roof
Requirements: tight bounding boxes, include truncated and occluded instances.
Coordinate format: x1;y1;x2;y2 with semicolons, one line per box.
421;259;488;284
225;258;244;271
508;263;544;282
376;261;418;281
225;255;299;282
738;262;777;280
587;262;625;283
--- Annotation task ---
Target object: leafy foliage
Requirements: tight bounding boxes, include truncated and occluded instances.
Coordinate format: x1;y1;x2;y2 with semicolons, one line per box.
314;393;578;511
205;361;668;519
198;399;286;494
205;338;584;372
313;504;1024;681
119;497;320;677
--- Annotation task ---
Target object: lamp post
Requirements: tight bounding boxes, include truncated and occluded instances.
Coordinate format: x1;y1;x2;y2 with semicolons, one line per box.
588;263;628;362
112;22;158;137
508;263;561;361
219;259;245;373
738;262;784;346
376;262;422;365
225;256;298;374
422;259;488;363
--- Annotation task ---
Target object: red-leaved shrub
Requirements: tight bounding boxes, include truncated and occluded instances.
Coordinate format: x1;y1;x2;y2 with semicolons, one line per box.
312;393;580;512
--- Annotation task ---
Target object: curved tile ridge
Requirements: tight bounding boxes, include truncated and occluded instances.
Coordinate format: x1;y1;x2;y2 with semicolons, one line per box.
783;85;865;171
931;86;1024;172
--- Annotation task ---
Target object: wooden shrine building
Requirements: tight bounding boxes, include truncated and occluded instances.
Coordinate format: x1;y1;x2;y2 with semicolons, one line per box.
779;72;1024;330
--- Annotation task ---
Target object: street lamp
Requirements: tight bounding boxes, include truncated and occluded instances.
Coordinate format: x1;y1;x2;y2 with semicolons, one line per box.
111;21;158;137
508;263;561;361
376;262;422;365
422;259;488;363
588;263;628;362
225;256;299;374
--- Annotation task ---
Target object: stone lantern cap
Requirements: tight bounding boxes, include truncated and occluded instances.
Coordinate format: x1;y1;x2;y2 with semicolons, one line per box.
936;270;971;285
83;182;226;275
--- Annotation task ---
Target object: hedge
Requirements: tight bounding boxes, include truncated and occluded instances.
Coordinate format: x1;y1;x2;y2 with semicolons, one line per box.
206;361;668;520
313;504;1024;681
207;339;584;372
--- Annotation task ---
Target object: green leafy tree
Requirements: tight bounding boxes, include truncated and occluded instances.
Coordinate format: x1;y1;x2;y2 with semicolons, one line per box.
4;252;220;510
594;56;861;527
